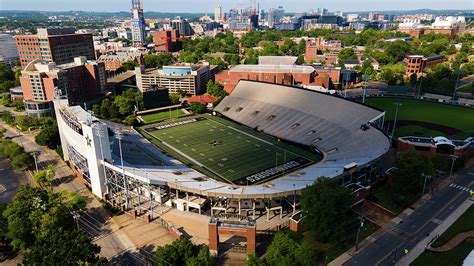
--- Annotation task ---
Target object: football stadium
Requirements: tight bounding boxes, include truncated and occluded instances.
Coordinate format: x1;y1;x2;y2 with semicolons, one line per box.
54;80;390;218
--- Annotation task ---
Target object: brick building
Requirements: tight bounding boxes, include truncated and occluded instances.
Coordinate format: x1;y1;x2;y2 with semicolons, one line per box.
20;57;106;117
97;51;143;72
153;29;181;53
398;136;473;159
16;28;95;69
305;37;342;62
216;56;335;93
403;55;445;78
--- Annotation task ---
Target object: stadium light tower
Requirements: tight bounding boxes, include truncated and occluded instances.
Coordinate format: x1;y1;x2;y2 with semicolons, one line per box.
390;102;402;142
94;124;108;194
114;129;129;209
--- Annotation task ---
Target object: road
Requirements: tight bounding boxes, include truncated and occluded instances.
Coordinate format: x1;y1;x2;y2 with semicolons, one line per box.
343;165;474;266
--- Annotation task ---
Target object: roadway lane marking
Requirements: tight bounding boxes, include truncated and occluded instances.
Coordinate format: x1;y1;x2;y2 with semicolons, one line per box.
449;183;471;193
431;218;442;225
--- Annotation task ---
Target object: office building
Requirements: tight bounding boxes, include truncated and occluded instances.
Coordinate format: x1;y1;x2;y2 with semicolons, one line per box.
20;57;106;117
171;17;195;36
135;62;218;96
267;7;285;28
15;28;95;69
131;0;146;44
0;34;19;67
152;29;180;52
214;5;223;22
305;37;342;61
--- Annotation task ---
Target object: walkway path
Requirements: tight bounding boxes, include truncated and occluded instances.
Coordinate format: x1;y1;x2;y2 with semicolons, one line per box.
428;229;474;252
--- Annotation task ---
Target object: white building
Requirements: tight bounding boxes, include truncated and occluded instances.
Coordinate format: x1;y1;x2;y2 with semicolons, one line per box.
0;34;19;67
214;5;223;22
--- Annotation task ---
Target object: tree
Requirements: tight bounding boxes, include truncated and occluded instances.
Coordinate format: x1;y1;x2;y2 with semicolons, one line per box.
189;102;206;114
3;186;101;264
22;228;102;265
338;48;357;61
409;73;418;90
35;118;60;149
32;164;55;188
121;60;139;71
206;80;227;98
144;53;175;68
390;150;434;207
385;40;410;63
265;231;298;265
169;93;181;104
300;177;354;242
247;253;263;266
155;238;212;266
0;203;16;260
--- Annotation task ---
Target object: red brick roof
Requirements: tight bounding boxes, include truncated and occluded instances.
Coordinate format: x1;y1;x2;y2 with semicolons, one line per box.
188;94;219;104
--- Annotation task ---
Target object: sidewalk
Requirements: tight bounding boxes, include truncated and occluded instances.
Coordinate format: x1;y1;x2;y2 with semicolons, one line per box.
396;199;473;265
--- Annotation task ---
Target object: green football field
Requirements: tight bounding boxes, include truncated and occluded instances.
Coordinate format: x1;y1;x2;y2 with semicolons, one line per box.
362;97;474;138
140;115;320;185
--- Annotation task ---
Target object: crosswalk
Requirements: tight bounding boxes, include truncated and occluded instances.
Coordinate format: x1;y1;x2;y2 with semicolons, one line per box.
449;183;471;193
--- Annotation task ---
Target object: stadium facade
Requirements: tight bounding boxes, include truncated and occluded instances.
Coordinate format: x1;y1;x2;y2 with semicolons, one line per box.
54;80;390;219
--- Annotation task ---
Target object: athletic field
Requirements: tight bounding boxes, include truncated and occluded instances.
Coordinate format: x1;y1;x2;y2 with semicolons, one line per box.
140;115;320;185
362;97;474;139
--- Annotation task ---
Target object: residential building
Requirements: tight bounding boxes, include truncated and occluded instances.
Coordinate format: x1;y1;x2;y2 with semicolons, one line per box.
403;55;445;78
152;29;180;52
15;27;95;69
20;57;106;117
131;0;146;44
97;51;143;72
215;56;334;93
135;62;218;96
0;34;19;67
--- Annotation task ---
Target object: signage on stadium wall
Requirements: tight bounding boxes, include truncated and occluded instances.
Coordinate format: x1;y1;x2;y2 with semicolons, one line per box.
144;117;207;132
233;157;313;186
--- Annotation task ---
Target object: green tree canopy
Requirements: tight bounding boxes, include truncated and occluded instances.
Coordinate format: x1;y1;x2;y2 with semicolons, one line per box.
300;177;354;242
155;238;212;266
35;118;60;149
189;102;206;114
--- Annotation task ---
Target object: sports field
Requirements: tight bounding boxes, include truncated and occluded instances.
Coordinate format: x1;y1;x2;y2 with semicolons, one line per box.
362;97;474;138
141;109;188;124
140;115;320;185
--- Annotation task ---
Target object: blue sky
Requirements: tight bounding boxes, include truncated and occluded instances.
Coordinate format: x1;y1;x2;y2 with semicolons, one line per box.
0;0;472;12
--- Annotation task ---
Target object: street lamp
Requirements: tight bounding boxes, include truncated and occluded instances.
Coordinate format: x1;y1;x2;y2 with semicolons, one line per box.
391;102;402;142
421;173;431;196
449;155;459;180
355;217;365;252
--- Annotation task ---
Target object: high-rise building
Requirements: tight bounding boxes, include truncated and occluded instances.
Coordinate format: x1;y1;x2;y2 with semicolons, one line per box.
131;0;146;44
267;7;284;28
214;5;223;22
0;34;19;67
20;57;106;117
15;28;95;69
171;17;194;36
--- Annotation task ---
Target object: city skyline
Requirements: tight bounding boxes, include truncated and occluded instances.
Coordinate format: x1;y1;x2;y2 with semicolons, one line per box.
1;0;472;13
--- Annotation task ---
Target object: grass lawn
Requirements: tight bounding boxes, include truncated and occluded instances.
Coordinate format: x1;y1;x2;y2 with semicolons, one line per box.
370;184;406;214
141;109;188;124
302;220;379;264
362;97;474;138
139;115;320;185
457;84;474;93
432;205;474;248
395;125;444;138
411;239;474;266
